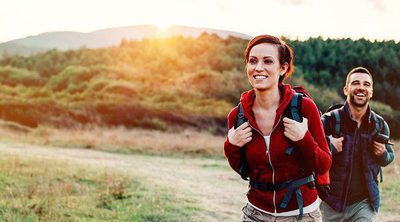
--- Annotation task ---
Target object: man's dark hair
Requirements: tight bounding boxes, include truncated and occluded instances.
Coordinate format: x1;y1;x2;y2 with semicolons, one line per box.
345;67;373;87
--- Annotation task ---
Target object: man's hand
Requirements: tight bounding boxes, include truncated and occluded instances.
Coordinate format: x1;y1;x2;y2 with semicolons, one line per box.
328;135;344;152
228;122;253;147
283;117;308;142
372;141;385;156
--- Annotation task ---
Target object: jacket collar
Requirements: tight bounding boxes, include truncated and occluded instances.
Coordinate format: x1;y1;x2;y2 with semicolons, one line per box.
239;84;294;131
342;101;372;128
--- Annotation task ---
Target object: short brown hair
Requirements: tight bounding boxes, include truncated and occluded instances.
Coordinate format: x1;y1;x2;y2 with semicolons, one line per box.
245;35;294;82
345;67;373;86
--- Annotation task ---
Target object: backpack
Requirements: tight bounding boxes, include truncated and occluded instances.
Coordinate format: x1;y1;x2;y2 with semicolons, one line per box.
235;86;314;181
323;104;388;182
325;104;388;142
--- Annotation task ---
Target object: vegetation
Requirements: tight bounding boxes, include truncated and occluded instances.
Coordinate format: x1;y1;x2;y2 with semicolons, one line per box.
1;34;399;221
0;134;398;221
0;123;224;157
0;155;199;221
1;34;399;137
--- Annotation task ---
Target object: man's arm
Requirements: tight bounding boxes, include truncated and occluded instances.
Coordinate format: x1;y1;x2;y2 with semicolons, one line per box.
374;120;395;167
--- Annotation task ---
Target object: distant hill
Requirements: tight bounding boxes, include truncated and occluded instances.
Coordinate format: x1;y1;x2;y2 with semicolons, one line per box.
0;25;251;56
0;42;46;57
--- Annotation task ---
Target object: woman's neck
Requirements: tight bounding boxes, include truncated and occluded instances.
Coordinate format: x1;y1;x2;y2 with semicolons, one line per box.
253;87;281;110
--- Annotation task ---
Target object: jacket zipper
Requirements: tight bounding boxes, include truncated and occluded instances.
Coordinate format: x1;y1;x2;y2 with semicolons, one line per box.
249;115;282;213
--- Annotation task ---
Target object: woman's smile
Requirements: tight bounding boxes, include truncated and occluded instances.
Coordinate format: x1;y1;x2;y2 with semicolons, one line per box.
254;75;268;80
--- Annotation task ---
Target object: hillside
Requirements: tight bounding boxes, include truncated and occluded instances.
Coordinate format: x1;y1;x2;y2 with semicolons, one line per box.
0;34;399;137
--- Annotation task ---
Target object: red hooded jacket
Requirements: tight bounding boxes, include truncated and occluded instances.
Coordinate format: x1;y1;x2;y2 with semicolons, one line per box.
224;84;331;213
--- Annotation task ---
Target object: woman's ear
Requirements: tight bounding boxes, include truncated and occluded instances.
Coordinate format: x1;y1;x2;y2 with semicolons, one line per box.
281;62;289;76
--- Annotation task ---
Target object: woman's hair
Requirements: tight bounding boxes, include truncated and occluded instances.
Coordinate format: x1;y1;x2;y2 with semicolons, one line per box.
244;34;294;82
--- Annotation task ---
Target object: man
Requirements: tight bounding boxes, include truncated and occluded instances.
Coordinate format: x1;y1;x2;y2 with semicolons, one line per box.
320;67;395;222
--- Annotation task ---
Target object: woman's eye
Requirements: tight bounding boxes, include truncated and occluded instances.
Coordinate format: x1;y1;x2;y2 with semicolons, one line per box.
249;59;257;65
264;59;273;64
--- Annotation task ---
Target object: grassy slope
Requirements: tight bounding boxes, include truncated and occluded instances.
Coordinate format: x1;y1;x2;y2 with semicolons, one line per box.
379;154;400;220
0;155;199;222
0;126;398;221
0;123;225;157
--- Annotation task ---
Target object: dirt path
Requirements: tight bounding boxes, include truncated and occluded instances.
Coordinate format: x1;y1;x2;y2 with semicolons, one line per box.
0;142;248;221
1;142;397;222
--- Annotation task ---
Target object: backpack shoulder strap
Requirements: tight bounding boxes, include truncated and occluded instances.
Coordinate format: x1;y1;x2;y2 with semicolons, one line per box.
236;102;246;129
325;103;344;113
285;92;303;122
372;110;379;131
370;110;384;133
236;102;249;181
369;110;386;183
371;110;389;183
331;109;342;137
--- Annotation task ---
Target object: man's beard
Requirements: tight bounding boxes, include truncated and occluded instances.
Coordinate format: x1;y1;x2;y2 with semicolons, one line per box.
349;93;369;107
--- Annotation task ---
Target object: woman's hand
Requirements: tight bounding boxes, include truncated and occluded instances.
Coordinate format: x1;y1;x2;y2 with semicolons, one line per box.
283;117;308;142
228;122;253;147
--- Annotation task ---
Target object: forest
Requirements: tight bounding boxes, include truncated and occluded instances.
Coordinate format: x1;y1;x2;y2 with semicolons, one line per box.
0;33;399;137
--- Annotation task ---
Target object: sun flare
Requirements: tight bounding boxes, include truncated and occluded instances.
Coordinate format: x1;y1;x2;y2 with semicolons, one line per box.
155;21;171;31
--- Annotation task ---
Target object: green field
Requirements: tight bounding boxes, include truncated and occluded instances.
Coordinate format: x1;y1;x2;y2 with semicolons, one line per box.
0;155;199;222
0;130;398;221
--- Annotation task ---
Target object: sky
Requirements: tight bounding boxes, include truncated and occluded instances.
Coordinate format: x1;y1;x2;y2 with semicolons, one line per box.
1;0;400;43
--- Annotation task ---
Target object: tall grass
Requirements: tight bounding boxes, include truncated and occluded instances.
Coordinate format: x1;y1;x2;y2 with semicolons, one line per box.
0;123;225;157
0;155;199;221
0;125;398;221
379;140;400;220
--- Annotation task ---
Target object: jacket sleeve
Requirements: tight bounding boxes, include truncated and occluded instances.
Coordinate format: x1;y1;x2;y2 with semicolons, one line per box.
223;106;243;174
376;120;395;167
293;98;332;175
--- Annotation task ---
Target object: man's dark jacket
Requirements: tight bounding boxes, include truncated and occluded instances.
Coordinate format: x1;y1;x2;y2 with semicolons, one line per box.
321;102;394;212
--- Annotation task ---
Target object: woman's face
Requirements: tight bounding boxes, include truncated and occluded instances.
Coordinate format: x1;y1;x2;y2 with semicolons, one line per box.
246;43;288;91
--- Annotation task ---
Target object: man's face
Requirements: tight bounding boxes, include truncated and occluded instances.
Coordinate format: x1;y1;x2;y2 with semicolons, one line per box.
344;73;373;108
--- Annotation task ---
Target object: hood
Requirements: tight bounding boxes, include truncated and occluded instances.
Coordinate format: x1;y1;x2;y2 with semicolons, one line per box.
239;84;295;128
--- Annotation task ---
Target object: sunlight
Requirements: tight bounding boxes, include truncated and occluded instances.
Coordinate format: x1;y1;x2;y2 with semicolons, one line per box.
155;21;171;31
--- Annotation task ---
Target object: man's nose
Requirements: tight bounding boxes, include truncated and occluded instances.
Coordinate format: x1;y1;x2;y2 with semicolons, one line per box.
358;84;367;90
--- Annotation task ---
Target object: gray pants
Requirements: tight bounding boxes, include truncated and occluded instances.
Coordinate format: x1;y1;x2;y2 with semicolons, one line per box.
242;203;322;222
320;200;377;222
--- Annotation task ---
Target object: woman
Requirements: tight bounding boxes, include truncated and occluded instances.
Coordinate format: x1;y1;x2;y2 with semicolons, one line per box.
224;35;331;221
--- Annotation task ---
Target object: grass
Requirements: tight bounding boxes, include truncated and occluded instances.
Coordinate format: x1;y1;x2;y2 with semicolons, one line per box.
0;122;225;158
379;146;400;220
0;155;199;222
0;123;398;221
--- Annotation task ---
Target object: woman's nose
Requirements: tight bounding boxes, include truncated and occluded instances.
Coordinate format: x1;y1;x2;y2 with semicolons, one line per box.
255;61;263;71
